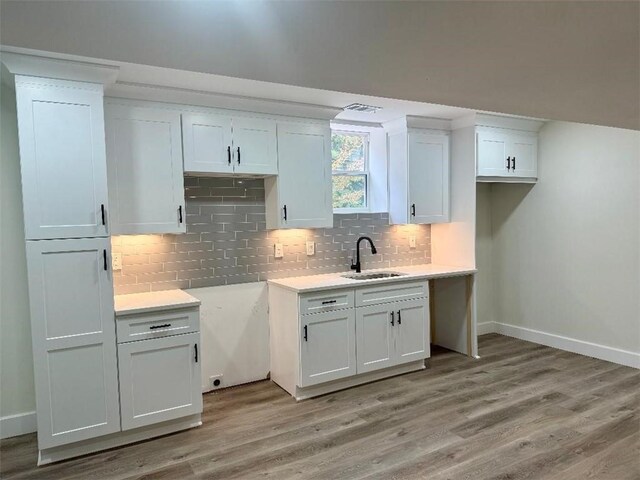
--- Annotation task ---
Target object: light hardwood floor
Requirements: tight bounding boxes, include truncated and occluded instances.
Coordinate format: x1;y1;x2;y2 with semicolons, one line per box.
2;334;639;479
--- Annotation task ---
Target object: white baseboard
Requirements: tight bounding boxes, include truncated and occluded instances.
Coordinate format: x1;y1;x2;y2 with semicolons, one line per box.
0;411;37;439
477;321;496;335
491;322;640;369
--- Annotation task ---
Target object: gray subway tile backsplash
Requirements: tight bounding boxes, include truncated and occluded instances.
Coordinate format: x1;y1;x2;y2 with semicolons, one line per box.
111;177;431;295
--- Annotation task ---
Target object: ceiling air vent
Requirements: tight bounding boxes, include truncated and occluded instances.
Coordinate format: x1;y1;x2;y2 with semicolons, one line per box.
343;103;382;113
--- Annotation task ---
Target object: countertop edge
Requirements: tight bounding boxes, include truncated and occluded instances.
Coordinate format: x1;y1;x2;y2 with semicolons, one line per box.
114;290;201;317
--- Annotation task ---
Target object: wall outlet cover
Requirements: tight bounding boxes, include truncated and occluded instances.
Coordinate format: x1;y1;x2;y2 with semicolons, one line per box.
274;243;284;258
112;253;122;270
209;374;224;389
409;236;416;248
306;241;315;256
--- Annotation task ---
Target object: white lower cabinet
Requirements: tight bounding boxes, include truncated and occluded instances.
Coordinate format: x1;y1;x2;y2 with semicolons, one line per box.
118;332;203;430
269;280;430;399
300;309;356;387
115;306;203;431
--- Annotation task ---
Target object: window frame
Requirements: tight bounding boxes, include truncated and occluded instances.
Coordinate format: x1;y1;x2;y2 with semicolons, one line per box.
331;129;370;213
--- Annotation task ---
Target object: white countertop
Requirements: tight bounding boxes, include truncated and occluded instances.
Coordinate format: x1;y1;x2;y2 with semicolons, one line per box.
267;264;476;293
114;289;201;316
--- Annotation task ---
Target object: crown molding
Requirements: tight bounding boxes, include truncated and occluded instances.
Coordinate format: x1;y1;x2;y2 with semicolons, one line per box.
452;112;545;132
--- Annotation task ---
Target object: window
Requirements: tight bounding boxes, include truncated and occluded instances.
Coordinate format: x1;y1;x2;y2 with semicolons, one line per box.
331;131;369;211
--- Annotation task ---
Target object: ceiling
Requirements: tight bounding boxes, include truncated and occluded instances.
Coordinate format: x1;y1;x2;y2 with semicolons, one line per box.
1;1;638;130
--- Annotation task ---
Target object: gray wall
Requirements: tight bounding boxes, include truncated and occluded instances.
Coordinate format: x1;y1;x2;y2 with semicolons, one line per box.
1;1;638;129
113;177;431;295
0;81;36;419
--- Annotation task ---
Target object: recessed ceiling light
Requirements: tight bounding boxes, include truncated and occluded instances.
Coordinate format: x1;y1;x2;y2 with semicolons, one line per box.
343;103;382;113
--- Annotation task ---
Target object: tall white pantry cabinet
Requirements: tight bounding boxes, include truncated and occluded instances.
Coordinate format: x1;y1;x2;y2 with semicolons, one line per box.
15;76;121;453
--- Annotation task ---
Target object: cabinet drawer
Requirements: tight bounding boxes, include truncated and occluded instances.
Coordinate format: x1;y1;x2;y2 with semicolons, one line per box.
116;308;199;343
355;281;428;307
300;289;354;315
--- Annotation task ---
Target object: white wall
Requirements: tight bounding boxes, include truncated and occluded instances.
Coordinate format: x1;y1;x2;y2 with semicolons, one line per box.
0;80;36;425
480;121;640;361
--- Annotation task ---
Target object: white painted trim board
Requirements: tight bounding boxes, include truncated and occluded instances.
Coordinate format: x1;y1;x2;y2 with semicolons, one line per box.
478;321;639;369
0;411;37;439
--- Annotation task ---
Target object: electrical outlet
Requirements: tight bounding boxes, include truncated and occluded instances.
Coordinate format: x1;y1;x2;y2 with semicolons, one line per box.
209;374;224;389
274;243;284;259
409;236;416;248
306;241;315;256
112;253;122;271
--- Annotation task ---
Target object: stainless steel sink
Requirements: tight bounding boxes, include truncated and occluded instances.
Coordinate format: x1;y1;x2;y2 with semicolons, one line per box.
342;271;405;280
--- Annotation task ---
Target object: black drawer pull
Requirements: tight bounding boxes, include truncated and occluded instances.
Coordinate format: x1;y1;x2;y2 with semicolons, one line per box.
178;205;183;224
237;146;241;164
390;311;395;326
512;156;516;171
506;156;511;170
194;343;199;363
303;325;308;341
321;300;337;305
397;310;402;325
101;204;106;225
149;323;172;330
103;250;108;271
227;146;231;165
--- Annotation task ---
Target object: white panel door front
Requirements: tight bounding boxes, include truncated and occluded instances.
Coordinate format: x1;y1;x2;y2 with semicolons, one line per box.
118;332;203;430
509;133;538;178
300;309;356;387
26;238;119;449
275;123;333;228
105;104;186;234
355;304;396;374
477;130;510;177
15;77;109;240
182;113;233;174
395;298;430;364
232;117;278;175
408;132;450;224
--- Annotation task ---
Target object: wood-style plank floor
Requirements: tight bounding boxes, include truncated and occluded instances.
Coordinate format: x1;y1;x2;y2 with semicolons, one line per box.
2;334;639;480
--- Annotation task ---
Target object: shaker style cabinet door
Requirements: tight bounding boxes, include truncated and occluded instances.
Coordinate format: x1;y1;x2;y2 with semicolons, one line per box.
26;238;120;449
394;298;430;364
182;113;233;174
299;309;356;387
477;130;510;177
118;332;203;430
232;117;278;175
355;304;396;374
15;77;110;240
408;132;450;224
508;133;537;178
105;104;186;234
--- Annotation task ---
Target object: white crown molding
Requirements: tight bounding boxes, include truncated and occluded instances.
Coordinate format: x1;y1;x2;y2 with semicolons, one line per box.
0;48;119;85
452;112;545;132
406;115;452;131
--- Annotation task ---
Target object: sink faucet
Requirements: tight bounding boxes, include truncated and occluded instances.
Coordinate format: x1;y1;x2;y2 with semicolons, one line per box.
350;236;378;273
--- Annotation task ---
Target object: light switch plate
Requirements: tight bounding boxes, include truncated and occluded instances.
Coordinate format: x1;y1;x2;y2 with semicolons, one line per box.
306;241;315;256
112;253;122;271
274;243;284;258
409;236;416;248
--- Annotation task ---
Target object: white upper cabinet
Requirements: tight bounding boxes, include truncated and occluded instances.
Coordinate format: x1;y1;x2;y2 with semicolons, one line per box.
265;122;333;229
105;103;186;235
477;127;538;181
182;113;277;176
388;128;450;225
15;76;109;240
26;238;120;449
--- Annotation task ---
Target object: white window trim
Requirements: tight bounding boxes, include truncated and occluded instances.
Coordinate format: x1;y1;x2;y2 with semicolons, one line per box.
331;130;370;213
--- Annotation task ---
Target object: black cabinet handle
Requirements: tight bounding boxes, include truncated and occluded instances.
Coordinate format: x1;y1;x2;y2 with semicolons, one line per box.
411;204;416;217
101;204;106;226
149;323;172;330
512;156;516;171
178;205;183;223
397;310;402;325
283;205;287;221
227;146;231;165
506;156;511;171
303;325;308;341
237;146;241;164
103;249;108;271
321;300;337;305
390;311;395;326
194;343;199;363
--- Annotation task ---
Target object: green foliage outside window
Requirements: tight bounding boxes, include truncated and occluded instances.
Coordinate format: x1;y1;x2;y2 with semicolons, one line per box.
331;132;367;209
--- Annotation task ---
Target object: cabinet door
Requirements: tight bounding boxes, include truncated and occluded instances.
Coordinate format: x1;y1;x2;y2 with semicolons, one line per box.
508;133;537;178
182;113;233;174
477;130;510;177
106;104;186;234
118;332;202;430
355;304;396;374
232;117;278;175
26;238;119;449
15;77;109;240
395;298;430;364
408;132;450;224
300;309;356;387
267;122;332;229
